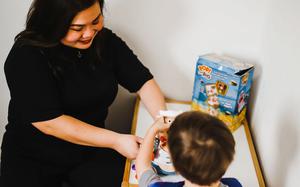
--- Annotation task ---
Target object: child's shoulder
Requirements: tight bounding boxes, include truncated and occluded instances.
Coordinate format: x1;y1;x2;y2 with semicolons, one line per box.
149;178;242;187
221;178;243;187
149;181;184;187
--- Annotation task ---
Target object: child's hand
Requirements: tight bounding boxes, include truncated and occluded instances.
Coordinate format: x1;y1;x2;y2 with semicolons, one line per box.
152;117;171;132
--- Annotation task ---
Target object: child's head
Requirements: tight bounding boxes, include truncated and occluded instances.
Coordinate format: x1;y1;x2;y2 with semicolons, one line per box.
167;111;235;186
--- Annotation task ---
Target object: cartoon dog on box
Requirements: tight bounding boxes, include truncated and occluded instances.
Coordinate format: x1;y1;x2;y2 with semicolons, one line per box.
216;81;228;96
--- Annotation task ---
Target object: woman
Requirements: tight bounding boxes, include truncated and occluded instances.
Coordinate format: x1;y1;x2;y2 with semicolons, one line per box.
0;0;166;186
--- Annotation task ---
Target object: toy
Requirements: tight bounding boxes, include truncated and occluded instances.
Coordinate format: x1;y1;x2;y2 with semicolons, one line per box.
151;110;182;175
192;54;254;131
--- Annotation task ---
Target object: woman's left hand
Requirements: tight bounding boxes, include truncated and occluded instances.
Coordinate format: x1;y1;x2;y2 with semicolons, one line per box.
113;134;143;159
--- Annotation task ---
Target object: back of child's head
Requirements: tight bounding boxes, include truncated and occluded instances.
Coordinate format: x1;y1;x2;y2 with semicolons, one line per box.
167;111;235;186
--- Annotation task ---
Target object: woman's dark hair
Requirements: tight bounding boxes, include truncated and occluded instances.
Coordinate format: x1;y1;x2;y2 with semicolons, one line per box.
168;111;235;186
15;0;104;47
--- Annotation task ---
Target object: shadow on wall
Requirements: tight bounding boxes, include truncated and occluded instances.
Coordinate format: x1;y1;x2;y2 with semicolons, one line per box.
247;62;262;125
274;109;299;186
105;86;136;134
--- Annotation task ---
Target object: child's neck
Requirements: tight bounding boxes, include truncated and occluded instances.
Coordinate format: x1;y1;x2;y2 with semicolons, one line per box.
184;179;221;187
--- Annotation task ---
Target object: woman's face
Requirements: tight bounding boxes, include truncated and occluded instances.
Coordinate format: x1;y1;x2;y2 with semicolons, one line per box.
61;1;103;49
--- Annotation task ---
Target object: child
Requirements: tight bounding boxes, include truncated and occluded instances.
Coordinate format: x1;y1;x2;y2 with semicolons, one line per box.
136;111;241;187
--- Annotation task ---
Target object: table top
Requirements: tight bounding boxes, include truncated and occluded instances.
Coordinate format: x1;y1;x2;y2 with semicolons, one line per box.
122;99;265;187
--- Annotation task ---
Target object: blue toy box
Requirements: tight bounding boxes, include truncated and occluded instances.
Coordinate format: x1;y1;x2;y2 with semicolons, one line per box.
192;54;254;131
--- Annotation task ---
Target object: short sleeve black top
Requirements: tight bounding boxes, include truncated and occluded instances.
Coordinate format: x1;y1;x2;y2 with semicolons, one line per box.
2;28;153;163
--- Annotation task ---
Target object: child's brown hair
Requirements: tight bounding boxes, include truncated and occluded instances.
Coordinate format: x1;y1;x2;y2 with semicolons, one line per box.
168;111;235;185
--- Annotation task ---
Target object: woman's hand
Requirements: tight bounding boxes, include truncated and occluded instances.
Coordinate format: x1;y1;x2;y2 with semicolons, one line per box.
113;134;143;159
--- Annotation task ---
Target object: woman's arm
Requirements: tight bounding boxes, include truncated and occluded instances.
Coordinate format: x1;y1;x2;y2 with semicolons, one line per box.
32;115;142;159
137;79;166;119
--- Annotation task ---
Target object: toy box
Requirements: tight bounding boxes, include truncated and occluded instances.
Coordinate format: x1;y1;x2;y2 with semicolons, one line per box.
192;54;254;131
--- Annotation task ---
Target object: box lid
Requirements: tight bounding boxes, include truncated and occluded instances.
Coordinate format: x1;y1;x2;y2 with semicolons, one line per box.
199;54;254;75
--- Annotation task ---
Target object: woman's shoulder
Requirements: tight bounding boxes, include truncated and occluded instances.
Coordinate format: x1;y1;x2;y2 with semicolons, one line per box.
8;42;44;59
5;43;46;69
97;27;125;45
100;27;117;38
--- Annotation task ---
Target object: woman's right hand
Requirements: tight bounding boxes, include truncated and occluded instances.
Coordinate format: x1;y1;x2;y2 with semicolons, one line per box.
113;134;143;159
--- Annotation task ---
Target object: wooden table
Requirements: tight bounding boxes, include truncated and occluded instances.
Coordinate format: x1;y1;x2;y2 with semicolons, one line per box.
122;99;265;187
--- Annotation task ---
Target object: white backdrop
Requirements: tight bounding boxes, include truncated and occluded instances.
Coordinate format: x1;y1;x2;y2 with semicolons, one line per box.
1;0;300;186
0;0;32;148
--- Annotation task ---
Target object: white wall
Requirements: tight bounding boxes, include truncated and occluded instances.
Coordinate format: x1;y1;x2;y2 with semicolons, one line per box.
0;0;32;147
251;0;300;186
1;0;300;186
